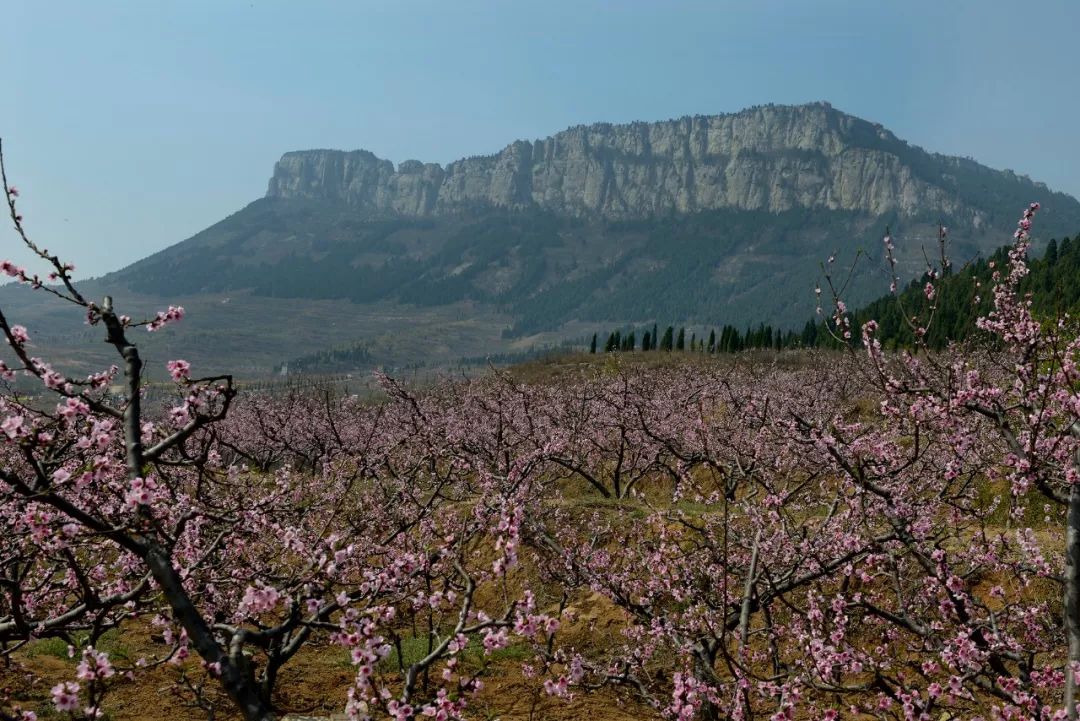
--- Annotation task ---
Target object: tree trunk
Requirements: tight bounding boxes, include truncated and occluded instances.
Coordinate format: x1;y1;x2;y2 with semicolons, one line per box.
106;301;276;721
145;548;277;720
1066;476;1080;720
692;646;720;721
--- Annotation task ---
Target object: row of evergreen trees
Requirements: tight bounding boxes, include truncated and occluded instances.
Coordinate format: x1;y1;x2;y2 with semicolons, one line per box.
589;232;1078;356
589;322;814;355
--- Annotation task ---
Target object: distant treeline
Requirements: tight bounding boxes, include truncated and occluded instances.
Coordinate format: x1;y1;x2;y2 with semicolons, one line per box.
458;340;579;367
276;341;373;374
588;321;813;355
590;230;1080;355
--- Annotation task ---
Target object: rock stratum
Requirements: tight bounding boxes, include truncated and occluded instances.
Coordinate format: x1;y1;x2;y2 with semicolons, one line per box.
265;102;1060;226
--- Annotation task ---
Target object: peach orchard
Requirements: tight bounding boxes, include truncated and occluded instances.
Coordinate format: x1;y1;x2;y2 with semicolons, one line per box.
1;143;1079;721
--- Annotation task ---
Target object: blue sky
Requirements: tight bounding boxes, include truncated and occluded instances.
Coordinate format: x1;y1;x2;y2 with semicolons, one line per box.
2;0;1078;277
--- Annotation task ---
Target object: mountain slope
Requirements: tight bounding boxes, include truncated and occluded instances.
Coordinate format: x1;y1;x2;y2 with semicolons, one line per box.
22;102;1080;376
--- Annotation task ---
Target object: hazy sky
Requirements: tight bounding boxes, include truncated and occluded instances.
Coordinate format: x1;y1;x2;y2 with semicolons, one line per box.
2;0;1078;278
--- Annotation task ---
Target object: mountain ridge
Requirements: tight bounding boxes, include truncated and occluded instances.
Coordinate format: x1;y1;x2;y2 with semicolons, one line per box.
264;102;1076;229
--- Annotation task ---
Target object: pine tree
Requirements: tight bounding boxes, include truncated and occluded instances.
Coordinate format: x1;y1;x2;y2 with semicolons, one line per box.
661;326;674;351
590;333;597;354
604;332;617;353
652;324;659;351
626;331;636;351
676;328;685;351
707;329;716;353
1045;238;1059;292
642;331;651;351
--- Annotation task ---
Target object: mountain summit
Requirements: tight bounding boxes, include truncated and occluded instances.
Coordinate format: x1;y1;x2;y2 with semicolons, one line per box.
264;102;1071;228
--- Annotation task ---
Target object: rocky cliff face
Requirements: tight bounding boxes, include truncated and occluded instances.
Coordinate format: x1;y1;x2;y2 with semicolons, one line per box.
266;102;1031;223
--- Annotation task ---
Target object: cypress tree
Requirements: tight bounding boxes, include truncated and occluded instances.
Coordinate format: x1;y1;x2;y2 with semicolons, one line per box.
626;331;636;351
590;333;597;354
661;326;674;351
676;328;685;351
605;332;617;353
1045;238;1059;292
707;329;716;353
652;324;659;351
642;331;651;351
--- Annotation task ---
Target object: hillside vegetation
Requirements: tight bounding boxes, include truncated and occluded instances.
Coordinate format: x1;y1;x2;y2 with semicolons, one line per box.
55;102;1078;375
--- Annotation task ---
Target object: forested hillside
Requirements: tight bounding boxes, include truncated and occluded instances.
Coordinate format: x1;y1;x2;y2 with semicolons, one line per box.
587;227;1080;354
839;230;1080;348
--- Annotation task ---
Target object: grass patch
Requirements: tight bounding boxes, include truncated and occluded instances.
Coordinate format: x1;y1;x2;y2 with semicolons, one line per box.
374;632;533;674
379;634;437;672
977;477;1064;530
23;637;72;661
22;628;132;663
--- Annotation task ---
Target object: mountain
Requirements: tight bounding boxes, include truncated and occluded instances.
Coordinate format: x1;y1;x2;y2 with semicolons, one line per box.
5;102;1079;378
263;102;1062;225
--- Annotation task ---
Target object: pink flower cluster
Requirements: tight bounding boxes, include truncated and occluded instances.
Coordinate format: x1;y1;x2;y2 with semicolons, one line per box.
146;305;185;331
76;648;115;682
238;583;283;617
123;476;160;509
166;359;191;381
50;682;80;713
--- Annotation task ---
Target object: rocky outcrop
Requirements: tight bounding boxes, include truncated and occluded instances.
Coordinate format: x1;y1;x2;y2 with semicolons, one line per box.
265;102;1053;224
